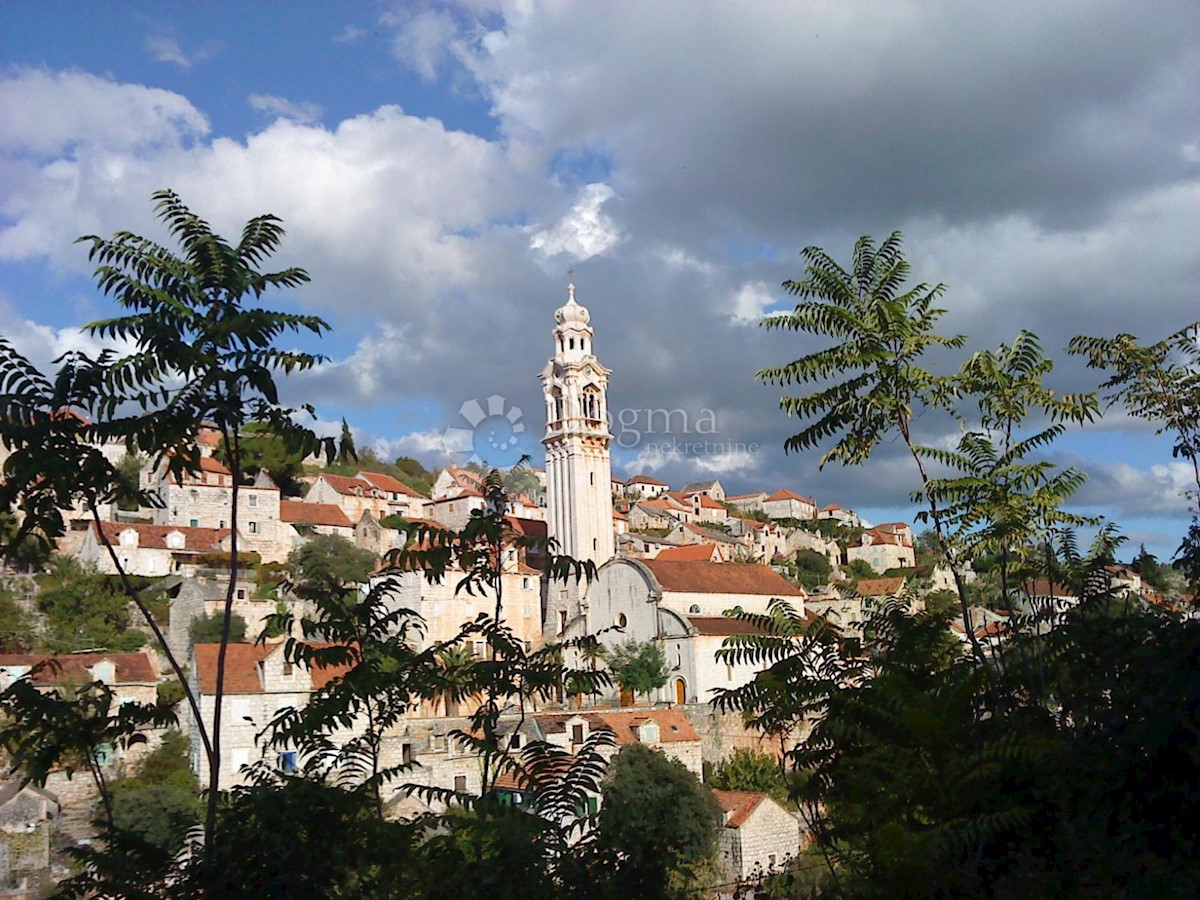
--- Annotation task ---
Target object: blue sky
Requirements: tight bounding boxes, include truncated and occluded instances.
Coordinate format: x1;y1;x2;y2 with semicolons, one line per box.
2;2;1199;560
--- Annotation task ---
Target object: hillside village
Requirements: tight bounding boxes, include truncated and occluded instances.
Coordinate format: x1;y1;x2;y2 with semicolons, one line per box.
0;286;1191;894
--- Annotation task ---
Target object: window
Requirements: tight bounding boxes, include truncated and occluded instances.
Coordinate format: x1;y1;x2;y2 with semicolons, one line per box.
473;640;486;659
401;743;412;765
509;733;522;750
571;723;585;744
282;661;293;677
589;472;594;486
277;751;298;773
521;576;531;590
689;604;701;614
593;538;597;551
189;518;199;528
219;520;226;529
569;337;575;349
236;588;246;600
248;521;258;534
616;613;627;629
558;610;567;633
454;774;467;793
726;664;734;682
248;494;258;508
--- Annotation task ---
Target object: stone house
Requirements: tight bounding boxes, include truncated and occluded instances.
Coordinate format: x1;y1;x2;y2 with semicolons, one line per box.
303;473;393;523
279;499;354;547
78;521;235;577
431;466;485;501
687;492;729;522
725;491;767;513
762;489;817;521
0;782;59;892
151;457;289;562
818;503;860;528
682;480;725;502
805;586;865;644
627;501;683;531
846;527;916;573
188;641;353;790
713;789;804;884
625;474;670;499
423;491;487;531
0;652;160;764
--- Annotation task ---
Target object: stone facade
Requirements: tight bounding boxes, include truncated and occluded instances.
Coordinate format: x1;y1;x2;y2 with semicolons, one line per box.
714;790;805;884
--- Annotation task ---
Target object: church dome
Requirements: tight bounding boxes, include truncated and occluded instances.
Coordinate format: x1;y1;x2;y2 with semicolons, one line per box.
555;284;591;326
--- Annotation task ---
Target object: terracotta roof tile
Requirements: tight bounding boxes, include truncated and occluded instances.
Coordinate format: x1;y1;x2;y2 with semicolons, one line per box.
628;475;668;486
358;471;425;498
279;500;352;528
534;708;700;744
656;543;722;562
766;489;812;503
642;559;804;596
93;521;233;552
855;577;906;597
317;473;378;496
712;789;768;828
192;643;354;694
0;652;156;685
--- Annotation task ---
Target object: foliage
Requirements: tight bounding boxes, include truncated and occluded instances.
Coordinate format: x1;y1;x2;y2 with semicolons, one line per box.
114;452;147;511
842;559;877;581
156;677;186;709
708;746;790;805
36;557;146;652
1070;323;1200;589
109;731;202;855
593;743;722;899
188;610;247;645
217;422;309;496
286;534;378;597
0;583;35;651
604;638;668;702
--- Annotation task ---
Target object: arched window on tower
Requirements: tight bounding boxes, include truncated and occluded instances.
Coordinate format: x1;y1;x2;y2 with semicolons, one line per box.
552;388;564;423
582;385;600;421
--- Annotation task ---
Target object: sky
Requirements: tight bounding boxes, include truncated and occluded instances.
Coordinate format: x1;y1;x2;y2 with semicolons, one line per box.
2;1;1198;560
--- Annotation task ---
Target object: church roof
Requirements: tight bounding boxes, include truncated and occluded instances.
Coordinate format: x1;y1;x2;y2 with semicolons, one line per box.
641;559;804;596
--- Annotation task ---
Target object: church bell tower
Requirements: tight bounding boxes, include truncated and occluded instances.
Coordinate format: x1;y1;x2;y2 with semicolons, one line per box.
540;283;616;574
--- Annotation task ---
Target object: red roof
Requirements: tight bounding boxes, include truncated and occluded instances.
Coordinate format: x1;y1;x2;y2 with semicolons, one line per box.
192;643;354;694
93;521;233;552
0;652;156;685
535;708;699;745
691;494;725;509
199;456;232;475
712;789;769;828
317;473;378;496
656;543;722;562
641;560;804;596
766;489;813;503
359;471;425;498
279;500;352;528
628;475;668;486
855;576;906;597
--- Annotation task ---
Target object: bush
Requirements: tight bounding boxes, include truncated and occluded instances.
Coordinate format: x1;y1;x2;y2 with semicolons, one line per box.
188;610;247;645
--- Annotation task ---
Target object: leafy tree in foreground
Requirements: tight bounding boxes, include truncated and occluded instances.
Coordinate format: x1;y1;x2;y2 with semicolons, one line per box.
593;743;722;899
109;730;202;856
757;232;992;662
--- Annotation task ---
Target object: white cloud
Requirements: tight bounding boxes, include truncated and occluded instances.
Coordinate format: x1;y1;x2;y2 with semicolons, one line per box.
530;183;621;260
386;8;461;81
248;94;323;124
0;68;209;157
144;34;216;69
729;281;775;325
333;25;367;44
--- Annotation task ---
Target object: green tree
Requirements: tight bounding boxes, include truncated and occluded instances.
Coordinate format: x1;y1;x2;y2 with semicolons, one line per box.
36;556;146;652
115;451;147;511
593;743;722;898
0;584;35;651
708;746;789;805
109;730;202;855
791;548;832;590
757;232;995;661
286;534;378;598
1070;322;1200;588
188;610;247;645
605;639;668;704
